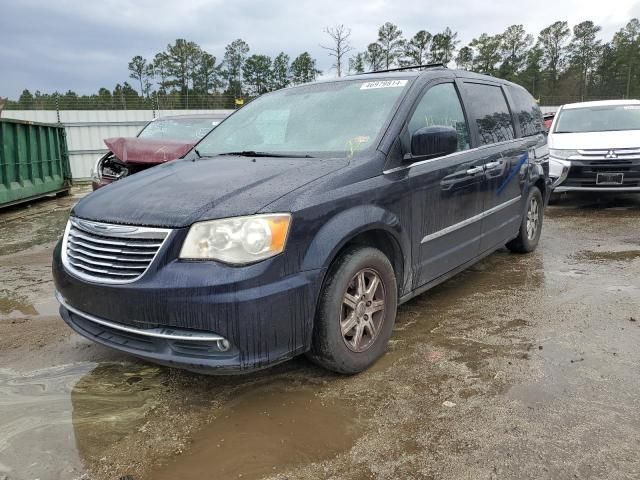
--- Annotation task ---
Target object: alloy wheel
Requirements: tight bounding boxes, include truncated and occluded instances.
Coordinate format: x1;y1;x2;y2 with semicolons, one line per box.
340;268;386;353
526;196;540;240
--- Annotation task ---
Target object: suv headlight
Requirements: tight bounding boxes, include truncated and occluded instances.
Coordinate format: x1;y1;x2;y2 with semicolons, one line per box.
549;149;579;160
179;214;291;264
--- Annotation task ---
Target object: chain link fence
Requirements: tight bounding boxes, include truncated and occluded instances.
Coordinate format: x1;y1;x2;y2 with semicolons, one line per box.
4;93;248;111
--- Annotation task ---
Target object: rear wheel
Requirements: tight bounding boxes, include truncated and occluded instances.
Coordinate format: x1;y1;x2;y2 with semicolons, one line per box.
506;186;543;253
307;246;397;374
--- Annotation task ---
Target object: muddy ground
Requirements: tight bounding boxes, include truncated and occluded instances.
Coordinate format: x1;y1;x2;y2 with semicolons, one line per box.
0;188;639;480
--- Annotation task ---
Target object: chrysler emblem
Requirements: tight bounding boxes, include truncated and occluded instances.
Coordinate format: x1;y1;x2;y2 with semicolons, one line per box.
605;150;618;159
75;218;139;235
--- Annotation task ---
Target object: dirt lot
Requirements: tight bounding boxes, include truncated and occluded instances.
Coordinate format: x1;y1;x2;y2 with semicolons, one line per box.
1;188;639;480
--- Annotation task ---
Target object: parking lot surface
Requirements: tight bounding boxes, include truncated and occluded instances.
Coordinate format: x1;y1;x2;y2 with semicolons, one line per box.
0;189;639;480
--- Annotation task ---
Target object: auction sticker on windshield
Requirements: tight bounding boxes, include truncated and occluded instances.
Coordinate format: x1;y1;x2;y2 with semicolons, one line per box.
360;80;408;90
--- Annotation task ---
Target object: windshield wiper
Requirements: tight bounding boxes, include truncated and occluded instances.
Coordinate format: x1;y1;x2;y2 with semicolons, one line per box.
215;151;314;158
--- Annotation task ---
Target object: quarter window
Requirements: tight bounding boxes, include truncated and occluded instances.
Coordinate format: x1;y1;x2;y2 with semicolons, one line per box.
509;86;543;136
464;83;515;145
407;83;470;152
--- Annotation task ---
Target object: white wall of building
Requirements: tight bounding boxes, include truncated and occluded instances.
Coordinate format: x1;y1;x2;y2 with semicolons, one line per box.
2;110;232;179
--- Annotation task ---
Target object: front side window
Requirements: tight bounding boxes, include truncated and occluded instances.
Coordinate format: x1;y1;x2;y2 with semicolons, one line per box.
197;79;411;158
406;82;470;152
464;83;515;145
554;104;640;133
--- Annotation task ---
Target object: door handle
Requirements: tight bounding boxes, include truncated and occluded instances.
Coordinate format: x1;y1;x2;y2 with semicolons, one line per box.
485;161;502;170
466;166;484;175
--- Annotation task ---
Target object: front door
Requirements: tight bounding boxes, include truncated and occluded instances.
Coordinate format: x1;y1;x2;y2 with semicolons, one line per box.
400;81;486;288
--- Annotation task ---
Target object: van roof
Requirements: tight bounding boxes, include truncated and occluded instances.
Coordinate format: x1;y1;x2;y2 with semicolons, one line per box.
562;99;640;109
317;68;521;88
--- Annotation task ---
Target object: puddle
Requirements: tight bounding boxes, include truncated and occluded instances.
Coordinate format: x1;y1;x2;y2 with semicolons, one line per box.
0;208;69;257
573;249;640;263
33;297;61;316
0;362;166;479
0;293;37;316
146;383;360;480
71;364;167;463
0;360;360;480
0;293;59;318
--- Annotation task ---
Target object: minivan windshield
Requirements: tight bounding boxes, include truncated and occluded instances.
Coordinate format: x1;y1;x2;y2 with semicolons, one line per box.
196;79;411;158
139;118;219;141
554;104;640;133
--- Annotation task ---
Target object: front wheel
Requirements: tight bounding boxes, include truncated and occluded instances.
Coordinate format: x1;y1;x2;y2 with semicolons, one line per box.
506;186;543;253
307;246;397;374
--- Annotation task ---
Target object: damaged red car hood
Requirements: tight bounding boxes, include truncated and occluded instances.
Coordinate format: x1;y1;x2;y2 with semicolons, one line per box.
104;137;195;165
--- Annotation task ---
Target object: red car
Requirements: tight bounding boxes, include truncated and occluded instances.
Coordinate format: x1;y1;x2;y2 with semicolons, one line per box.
543;112;555;131
91;114;224;189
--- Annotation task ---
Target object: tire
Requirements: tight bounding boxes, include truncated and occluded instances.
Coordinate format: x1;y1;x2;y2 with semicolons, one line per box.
306;246;398;374
506;186;543;254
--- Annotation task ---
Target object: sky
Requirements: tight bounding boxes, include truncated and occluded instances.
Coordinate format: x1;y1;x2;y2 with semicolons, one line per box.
1;0;639;99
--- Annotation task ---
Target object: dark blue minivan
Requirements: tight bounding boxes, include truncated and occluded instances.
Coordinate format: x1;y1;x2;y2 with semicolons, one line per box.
53;67;550;374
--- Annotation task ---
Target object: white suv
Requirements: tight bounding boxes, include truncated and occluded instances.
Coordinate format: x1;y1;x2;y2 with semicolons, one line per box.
548;99;640;192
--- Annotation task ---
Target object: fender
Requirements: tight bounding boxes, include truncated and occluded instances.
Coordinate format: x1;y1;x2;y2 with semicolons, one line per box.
301;204;412;295
527;158;552;203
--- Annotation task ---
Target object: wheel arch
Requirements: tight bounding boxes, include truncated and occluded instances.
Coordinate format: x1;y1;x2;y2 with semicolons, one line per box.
301;205;412;298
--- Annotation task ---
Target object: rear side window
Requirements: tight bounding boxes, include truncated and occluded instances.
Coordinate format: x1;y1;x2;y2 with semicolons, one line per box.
464;83;515;145
509;86;543;136
406;83;471;152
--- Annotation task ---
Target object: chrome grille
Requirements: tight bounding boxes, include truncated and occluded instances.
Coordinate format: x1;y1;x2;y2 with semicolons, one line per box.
573;148;640;161
62;217;171;284
564;148;640;187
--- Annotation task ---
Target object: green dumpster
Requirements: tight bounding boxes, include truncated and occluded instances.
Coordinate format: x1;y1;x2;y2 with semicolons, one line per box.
0;118;71;208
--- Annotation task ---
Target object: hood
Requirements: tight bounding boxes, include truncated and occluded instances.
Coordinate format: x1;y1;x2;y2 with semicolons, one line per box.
104;137;195;165
72;156;348;228
549;130;640;150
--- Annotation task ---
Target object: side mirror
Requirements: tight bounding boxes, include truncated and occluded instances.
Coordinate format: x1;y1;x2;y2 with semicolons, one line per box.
409;126;458;160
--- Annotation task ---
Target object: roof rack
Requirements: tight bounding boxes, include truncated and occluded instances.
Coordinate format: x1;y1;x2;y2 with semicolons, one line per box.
355;63;446;75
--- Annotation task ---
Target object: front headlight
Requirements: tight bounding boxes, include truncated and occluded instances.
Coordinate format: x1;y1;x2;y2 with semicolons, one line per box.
179;214;291;264
549;149;579;160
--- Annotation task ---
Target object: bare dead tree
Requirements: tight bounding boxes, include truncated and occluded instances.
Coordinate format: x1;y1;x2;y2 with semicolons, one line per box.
320;24;354;77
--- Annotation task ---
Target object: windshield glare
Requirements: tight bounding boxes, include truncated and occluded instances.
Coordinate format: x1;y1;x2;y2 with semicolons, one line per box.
197;79;410;158
555;105;640;133
139;118;219;141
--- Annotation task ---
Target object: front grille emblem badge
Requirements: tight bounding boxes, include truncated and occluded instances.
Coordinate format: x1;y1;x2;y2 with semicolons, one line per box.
75;218;139;235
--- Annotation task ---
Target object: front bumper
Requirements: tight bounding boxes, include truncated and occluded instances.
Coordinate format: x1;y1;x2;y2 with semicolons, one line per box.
53;240;324;373
553;185;640;193
57;292;248;373
550;156;640;192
